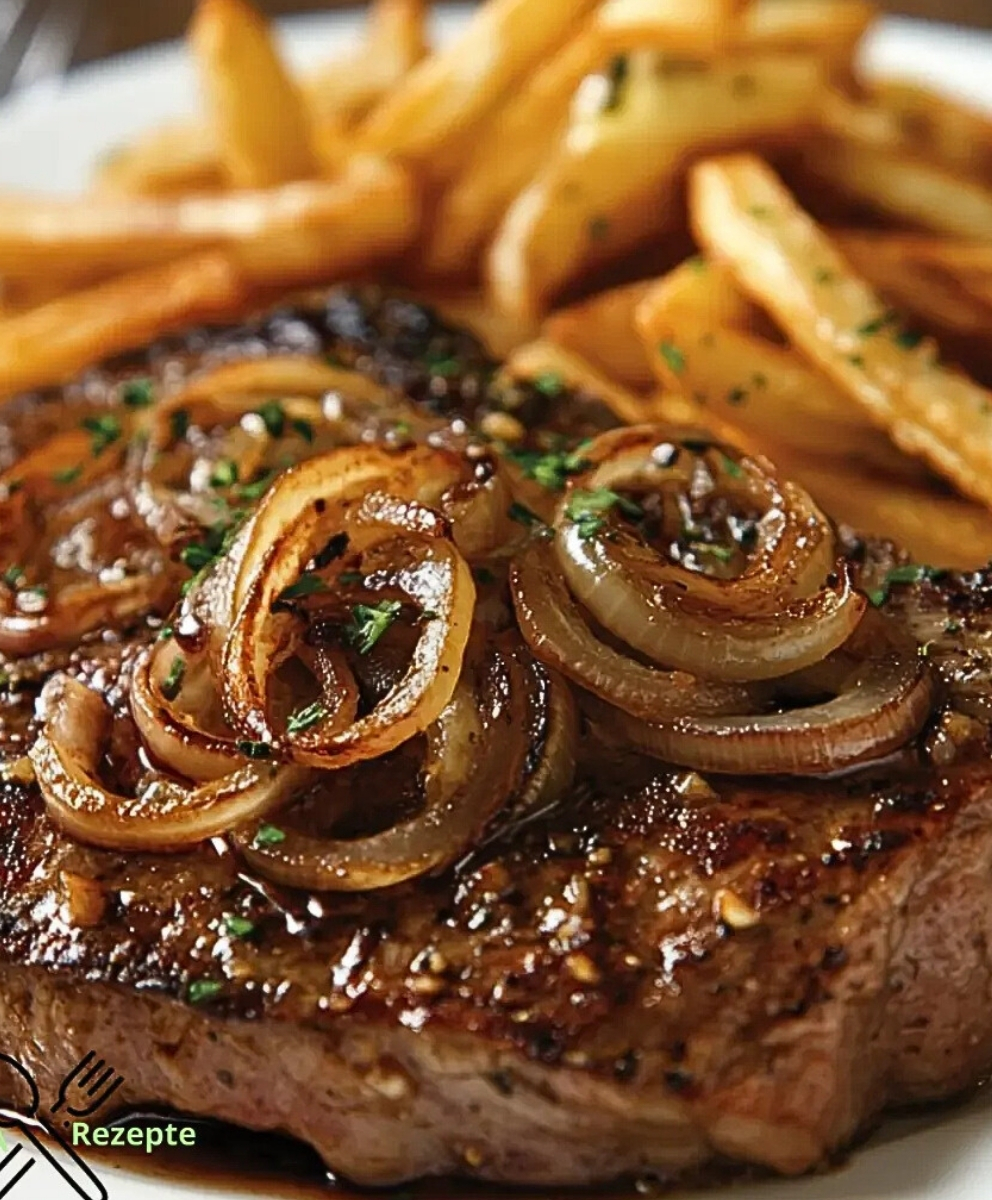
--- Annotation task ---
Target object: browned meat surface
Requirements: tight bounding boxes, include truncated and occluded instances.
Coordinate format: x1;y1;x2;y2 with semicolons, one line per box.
2;290;992;1190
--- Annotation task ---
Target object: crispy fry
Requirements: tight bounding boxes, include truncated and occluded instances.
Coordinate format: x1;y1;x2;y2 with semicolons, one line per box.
487;53;826;320
0;253;249;397
191;0;319;188
544;280;658;392
357;0;598;169
421;26;604;277
0;156;417;289
866;77;992;182
422;292;539;359
304;0;428;129
595;0;744;56
736;0;873;58
803;134;992;239
832;231;992;278
93;123;225;197
501;338;664;427
691;153;992;509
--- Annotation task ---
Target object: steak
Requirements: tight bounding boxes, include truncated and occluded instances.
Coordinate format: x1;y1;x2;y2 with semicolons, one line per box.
2;291;992;1190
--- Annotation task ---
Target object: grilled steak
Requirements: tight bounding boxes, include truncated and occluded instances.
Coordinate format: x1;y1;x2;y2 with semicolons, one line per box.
2;291;992;1190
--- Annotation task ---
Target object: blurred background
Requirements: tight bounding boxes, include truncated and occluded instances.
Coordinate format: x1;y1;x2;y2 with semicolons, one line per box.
3;0;990;94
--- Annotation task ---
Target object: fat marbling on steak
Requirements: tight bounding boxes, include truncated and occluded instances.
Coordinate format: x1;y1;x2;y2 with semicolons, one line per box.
1;290;991;1189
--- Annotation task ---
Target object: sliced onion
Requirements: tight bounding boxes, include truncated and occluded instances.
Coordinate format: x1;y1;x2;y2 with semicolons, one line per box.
511;541;763;720
30;675;307;851
232;638;530;890
509;659;579;820
587;614;935;776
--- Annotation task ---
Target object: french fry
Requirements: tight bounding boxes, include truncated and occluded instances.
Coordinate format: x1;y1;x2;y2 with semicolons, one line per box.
544;280;658;392
764;450;992;570
736;0;873;58
803;135;992;239
487;53;827;320
191;0;320;188
422;292;539;359
500;338;664;427
595;0;744;56
0;156;417;289
94;123;225;197
305;0;428;130
421;25;604;277
832;231;992;279
691;153;992;509
867;77;992;183
357;0;598;169
0;253;249;397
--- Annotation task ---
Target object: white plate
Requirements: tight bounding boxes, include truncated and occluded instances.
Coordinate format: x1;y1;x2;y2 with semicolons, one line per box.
2;6;992;1198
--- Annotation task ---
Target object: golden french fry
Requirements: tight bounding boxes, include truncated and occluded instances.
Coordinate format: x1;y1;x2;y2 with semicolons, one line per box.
305;0;428;129
866;77;992;183
544;280;659;392
803;134;992;239
94;123;225;197
832;231;992;279
501;338;664;427
735;0;873;58
0;253;249;397
691;153;992;509
634;256;760;334
595;0;744;56
765;449;992;571
487;53;827;320
0;156;417;289
422;292;539;359
190;0;319;188
421;25;604;277
357;0;598;168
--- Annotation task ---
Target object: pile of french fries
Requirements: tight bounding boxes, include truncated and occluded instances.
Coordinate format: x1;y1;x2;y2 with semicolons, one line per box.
2;0;992;567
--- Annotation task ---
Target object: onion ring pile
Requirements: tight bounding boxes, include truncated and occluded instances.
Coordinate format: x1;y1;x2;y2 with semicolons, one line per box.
23;370;935;887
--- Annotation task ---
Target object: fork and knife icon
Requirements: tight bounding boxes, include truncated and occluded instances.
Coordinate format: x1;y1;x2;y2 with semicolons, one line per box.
0;1049;123;1199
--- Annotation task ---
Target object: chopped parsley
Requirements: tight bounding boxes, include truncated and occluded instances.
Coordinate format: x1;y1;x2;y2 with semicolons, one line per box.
868;563;946;607
338;570;364;585
691;543;734;563
1;566;23;589
180;543;216;572
474;567;496;585
507;443;590;492
237;739;272;760
345;600;402;655
158;624;174;642
52;465;82;485
748;205;772;219
253;823;286;848
726;386;747;406
210;459;239;489
566;487;643;540
658;342;686;375
856;309;898;337
82;413;122;456
533;371;565;398
425;353;460;377
603;54;629;112
893;328;924;350
122;377;155;408
945;619;962;635
170;408;190;441
188;980;223;1004
720;453;743;479
256;400;286;438
160;656;185;701
286;701;328;735
814;268;836;284
222;915;255;939
291;417;315;443
236;468;278;502
848;354;865;368
275;572;327;606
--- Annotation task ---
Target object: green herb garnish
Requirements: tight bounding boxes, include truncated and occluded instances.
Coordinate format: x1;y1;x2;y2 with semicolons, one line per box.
253;823;286;848
658;341;686;376
222;915;255;939
507;443;589;492
1;566;23;589
856;309;898;337
52;465;83;485
188;980;223;1004
893;329;924;350
237;740;272;760
588;216;610;241
82;413;122;456
345;600;403;655
338;570;364;585
256;400;286;438
474;567;496;585
726;386;747;406
533;371;565;398
566;488;643;540
161;656;185;701
181;543;216;572
275;573;327;606
286;701;328;735
291;417;315;443
122;377;155;408
720;453;743;479
170;409;190;441
210;459;239;489
603;54;629;112
236;468;277;502
508;501;543;527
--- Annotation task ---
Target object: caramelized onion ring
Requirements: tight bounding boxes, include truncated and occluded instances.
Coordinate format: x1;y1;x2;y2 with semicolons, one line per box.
588;615;934;776
30;676;307;850
232;639;531;890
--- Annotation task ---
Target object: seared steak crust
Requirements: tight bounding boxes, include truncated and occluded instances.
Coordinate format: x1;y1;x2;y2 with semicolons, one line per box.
2;292;992;1188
